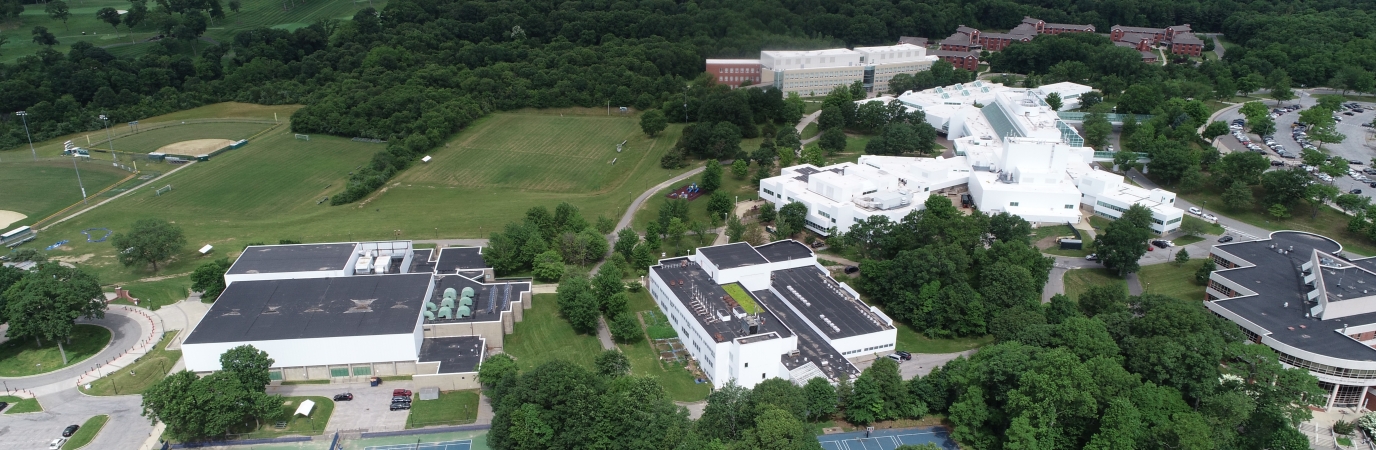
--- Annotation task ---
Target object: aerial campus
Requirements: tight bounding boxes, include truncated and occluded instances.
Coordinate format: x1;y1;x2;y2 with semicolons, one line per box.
4;2;1376;450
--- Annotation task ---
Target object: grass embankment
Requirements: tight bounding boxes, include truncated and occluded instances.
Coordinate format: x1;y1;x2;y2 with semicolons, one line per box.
81;331;180;396
1179;186;1375;256
32;106;690;289
61;415;109;449
623;290;710;402
1138;259;1209;301
107;277;190;311
0;395;43;414
227;396;334;439
0;324;110;377
406;390;479;429
1063;268;1124;301
504;294;605;372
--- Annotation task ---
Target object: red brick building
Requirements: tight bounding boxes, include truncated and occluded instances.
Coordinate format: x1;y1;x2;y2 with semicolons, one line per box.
1020;16;1095;34
930;49;980;71
1111;25;1168;43
1167;33;1204;57
705;59;763;88
938;32;978;52
977;31;1034;51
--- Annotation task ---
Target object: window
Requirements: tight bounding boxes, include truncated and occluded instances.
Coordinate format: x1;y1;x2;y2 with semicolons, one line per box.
330;367;350;377
1010;202;1019;206
1065;205;1074;209
269;370;283;381
353;366;372;376
745;362;749;368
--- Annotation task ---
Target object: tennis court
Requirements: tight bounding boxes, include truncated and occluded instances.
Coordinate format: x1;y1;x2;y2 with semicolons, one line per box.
816;426;956;450
365;439;472;450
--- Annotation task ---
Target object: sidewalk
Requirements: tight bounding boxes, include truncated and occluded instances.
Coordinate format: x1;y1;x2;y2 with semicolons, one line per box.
72;306;165;390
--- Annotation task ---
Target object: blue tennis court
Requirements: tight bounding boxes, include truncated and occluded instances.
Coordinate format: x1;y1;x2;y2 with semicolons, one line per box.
365;439;472;450
816;426;957;450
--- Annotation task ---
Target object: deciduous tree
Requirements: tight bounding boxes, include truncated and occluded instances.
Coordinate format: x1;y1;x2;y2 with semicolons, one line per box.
190;258;231;301
640;109;667;137
111;219;186;273
3;263;104;364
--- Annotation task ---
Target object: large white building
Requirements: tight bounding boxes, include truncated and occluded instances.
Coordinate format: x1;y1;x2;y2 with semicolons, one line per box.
757;80;1183;235
183;242;532;391
648;241;895;388
717;44;938;96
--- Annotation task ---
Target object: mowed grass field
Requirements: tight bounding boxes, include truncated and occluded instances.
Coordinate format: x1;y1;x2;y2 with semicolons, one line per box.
26;104;689;287
0;159;129;227
91;122;276;155
0;0;386;64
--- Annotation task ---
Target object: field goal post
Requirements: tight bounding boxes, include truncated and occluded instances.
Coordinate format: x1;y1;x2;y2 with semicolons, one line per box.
295;134;310;141
155;185;173;196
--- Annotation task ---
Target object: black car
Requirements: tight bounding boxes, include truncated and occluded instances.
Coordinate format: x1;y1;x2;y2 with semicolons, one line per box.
1369;182;1376;188
0;402;9;410
1271;160;1285;166
1351;159;1365;165
894;351;912;360
1218;236;1235;243
62;425;79;437
390;402;411;411
843;265;859;274
1151;240;1169;249
1352;189;1364;195
333;393;353;401
392;396;412;404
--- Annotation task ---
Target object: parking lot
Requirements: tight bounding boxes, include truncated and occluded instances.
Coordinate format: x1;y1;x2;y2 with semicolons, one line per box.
1217;91;1376;199
266;381;411;433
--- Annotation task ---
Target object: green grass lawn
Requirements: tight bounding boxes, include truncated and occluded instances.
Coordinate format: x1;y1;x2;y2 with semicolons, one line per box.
0;159;130;228
722;283;760;314
406;390;479;429
0;0;388;64
1174;235;1204;246
108;277;190;311
1339;437;1354;447
631;156;758;233
0;324;110;377
891;317;993;354
0;395;43;414
81;331;180;396
1063;268;1124;302
1182;216;1225;236
226;396;333;439
504;294;604;372
91;122;276;155
1177;187;1376;256
621;289;709;402
1139;259;1208;301
61;414;109;450
801;123;819;140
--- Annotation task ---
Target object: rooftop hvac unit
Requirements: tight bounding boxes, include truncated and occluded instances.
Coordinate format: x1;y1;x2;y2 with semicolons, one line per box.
462;287;475;298
438;306;453;319
441;297;455;309
460;296;473;307
457;305;471;318
423;300;437;312
423;310;435;321
375;255;393;273
444;288;457;299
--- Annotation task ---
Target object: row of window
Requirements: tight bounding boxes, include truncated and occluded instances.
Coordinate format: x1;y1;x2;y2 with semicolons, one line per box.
1211;253;1239;268
1096;200;1129;214
720;67;758;74
721;76;759;83
1279;352;1376;380
1207;279;1237;297
842;343;894;355
763;188;776;197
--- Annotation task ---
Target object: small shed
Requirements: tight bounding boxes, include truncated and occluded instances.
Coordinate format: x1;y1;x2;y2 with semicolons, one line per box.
1058;239;1082;250
294;399;315;417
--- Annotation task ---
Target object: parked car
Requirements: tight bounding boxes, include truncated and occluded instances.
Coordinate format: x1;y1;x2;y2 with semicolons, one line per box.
1271;160;1286;166
1369;182;1376;188
1151;240;1170;249
390;402;411;411
886;354;904;363
392;396;412;404
843;265;859;274
1345;111;1355;116
1202;213;1218;222
1086;253;1098;261
62;425;79;437
48;438;66;450
1188;206;1203;215
1218;236;1235;243
1352;159;1366;165
333;393;353;401
1352;189;1364;195
894;351;912;360
0;401;9;411
393;389;412;397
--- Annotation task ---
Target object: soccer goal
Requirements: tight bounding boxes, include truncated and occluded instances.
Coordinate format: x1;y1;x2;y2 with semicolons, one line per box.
295;134;310;141
155;185;173;196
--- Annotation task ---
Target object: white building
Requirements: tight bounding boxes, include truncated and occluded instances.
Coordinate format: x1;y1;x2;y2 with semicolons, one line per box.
757;80;1183;235
183;243;531;391
759;44;937;96
648;241;896;388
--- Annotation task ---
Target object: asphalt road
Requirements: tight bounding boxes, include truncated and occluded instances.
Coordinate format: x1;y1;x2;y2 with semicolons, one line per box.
0;388;154;450
1;312;144;394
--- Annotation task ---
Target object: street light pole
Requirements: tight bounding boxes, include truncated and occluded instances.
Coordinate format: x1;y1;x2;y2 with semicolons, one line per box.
100;114;116;161
16;111;36;161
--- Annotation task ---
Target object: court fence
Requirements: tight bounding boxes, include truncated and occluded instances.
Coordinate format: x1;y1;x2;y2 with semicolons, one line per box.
359;424;490;439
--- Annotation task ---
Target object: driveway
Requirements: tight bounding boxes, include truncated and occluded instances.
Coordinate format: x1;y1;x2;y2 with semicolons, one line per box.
852;350;976;380
0;310;149;396
267;381;410;433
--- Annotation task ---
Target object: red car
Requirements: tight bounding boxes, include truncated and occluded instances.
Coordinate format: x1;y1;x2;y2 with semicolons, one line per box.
392;389;412;398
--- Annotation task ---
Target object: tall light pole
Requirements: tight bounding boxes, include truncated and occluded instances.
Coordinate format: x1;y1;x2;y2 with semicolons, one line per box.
683;85;690;123
64;141;88;203
99;114;115;160
16;111;35;161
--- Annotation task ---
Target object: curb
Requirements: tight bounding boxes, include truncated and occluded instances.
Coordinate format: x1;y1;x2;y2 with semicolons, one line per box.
62;414;110;450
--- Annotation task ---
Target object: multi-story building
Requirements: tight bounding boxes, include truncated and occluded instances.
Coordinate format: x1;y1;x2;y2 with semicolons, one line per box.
1205;231;1376;411
929;49;980;71
758;44;937;96
938;32;978;52
648;241;895;388
1021;16;1096;34
976;31;1034;52
1168;33;1204;57
705;59;764;88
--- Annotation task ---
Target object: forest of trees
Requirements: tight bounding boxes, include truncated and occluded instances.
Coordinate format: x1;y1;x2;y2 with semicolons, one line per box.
3;0;1376;201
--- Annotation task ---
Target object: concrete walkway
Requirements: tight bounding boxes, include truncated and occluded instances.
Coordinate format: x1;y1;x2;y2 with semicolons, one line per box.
596;317;615;350
0;306;161;396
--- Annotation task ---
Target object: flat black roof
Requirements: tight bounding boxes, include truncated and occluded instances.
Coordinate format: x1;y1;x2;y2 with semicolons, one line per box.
227;243;355;275
1210;231;1376;361
435;247;487;274
755;240;814;263
755;289;860;380
184;273;432;344
651;259;791;342
411;249;436;274
424;275;530;324
770;266;889;339
698;243;768;270
418;336;484;373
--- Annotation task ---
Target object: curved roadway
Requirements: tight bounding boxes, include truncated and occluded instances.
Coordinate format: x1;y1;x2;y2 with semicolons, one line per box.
0;312;143;394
